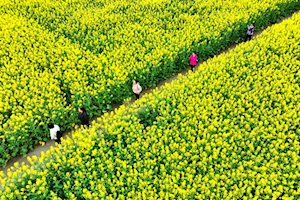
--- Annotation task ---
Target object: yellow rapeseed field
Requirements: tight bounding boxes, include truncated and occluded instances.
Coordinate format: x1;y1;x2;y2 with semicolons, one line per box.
0;0;299;166
1;10;299;199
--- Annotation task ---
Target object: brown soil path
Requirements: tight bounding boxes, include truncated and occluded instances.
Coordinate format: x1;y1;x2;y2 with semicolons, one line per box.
0;12;298;176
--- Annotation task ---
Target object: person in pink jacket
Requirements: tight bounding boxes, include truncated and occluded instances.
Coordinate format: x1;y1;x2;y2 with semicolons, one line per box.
189;53;198;71
132;79;142;100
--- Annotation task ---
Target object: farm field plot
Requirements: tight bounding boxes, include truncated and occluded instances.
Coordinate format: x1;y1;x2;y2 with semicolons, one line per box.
0;0;299;167
1;11;300;200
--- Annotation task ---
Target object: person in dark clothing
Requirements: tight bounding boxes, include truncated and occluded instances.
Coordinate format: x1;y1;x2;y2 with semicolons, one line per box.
78;107;90;126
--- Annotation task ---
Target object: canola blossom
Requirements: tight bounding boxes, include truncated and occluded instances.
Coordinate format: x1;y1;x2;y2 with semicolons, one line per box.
0;0;299;166
0;14;109;166
1;11;300;199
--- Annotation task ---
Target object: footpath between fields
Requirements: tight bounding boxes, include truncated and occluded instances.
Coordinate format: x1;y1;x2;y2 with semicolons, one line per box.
0;11;298;177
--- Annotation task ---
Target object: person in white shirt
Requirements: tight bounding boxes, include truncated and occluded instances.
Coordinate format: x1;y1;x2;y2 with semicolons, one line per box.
48;123;61;144
246;23;255;41
132;80;142;100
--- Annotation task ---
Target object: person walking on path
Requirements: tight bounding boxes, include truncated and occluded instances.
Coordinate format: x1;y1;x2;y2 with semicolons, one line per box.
132;80;142;100
78;107;90;126
246;23;255;41
189;53;198;71
48;123;62;144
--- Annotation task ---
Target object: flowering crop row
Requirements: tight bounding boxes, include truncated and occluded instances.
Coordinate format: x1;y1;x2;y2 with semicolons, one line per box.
2;0;299;86
1;11;300;199
0;0;299;166
0;14;111;167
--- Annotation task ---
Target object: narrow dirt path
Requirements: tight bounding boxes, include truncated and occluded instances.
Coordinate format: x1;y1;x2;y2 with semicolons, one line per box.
0;12;297;176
